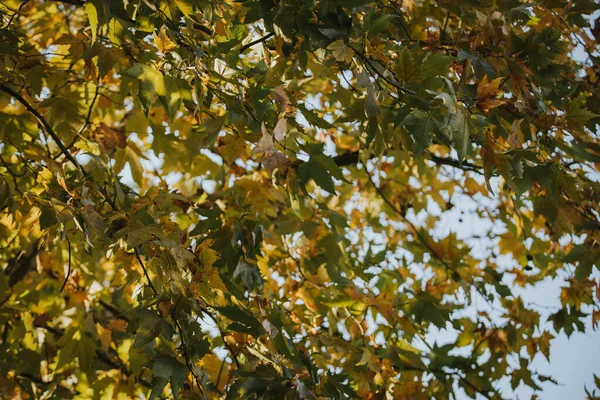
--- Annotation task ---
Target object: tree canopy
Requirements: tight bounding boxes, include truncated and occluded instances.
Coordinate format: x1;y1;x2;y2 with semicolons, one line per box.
1;0;600;398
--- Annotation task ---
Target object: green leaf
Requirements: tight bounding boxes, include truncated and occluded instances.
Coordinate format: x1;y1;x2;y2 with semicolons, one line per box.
185;118;223;160
149;377;169;400
367;14;397;38
298;103;334;129
401;110;441;155
124;64;166;115
234;259;264;292
365;89;379;117
575;254;595;281
299;144;347;195
445;109;470;161
395;47;452;83
39;205;58;230
566;97;599;133
56;329;97;371
214;306;265;338
153;355;188;400
162;76;192;121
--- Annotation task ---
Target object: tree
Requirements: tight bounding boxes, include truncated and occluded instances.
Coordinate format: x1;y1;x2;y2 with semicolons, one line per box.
0;0;599;398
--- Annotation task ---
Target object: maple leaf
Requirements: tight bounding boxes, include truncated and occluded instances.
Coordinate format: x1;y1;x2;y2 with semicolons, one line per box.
189;239;226;298
153;28;177;53
2;1;600;399
476;75;506;113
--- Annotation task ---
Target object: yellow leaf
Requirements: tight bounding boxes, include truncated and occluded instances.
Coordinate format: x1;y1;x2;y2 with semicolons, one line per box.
153;28;177;52
327;40;354;63
190;240;226;298
200;354;230;391
217;134;248;165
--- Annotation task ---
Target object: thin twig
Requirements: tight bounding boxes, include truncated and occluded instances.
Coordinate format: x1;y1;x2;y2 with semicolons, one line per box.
134;247;157;294
172;311;203;392
239;32;274;53
1;0;30;30
63;79;101;152
544;5;596;63
362;163;490;301
440;11;450;44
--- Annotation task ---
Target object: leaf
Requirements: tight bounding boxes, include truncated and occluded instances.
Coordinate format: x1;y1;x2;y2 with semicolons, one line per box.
566;97;599;132
365;88;379;117
56;329;97;371
234;259;264;292
273;117;287;142
152;355;188;400
396;47;452;83
252;123;275;155
327;40;353;63
85;2;99;43
445;109;470;161
190;239;226;297
575;255;594;281
214;306;265;338
39;204;58;230
299;158;335;194
298;103;334;129
218;133;248;165
273;86;291;110
262;151;293;175
124;64;167;115
401;109;441;155
174;0;195;18
507;119;524;149
367;14;397;38
154;27;177;52
185;118;223;159
163;76;192;121
476;75;506;113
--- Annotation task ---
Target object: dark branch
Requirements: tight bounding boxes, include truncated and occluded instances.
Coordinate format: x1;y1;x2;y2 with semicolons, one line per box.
239;32;274;53
333;150;485;175
59;237;72;292
0;84;86;176
47;0;85;6
134;247;157;295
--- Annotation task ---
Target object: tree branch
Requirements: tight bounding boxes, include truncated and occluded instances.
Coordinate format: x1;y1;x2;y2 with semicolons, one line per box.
333;150;485;175
134;247;157;295
239;32;274;53
47;0;85;6
0;84;86;176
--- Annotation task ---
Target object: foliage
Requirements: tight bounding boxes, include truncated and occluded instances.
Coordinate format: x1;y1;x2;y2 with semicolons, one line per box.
1;0;599;398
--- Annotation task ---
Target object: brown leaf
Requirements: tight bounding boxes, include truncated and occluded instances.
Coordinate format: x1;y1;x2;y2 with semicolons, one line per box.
107;319;128;332
262;151;292;175
157;299;173;317
252;123;274;155
476;75;505;113
507;119;524;149
273;86;290;110
273;117;287;142
218;134;249;165
95;122;126;152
